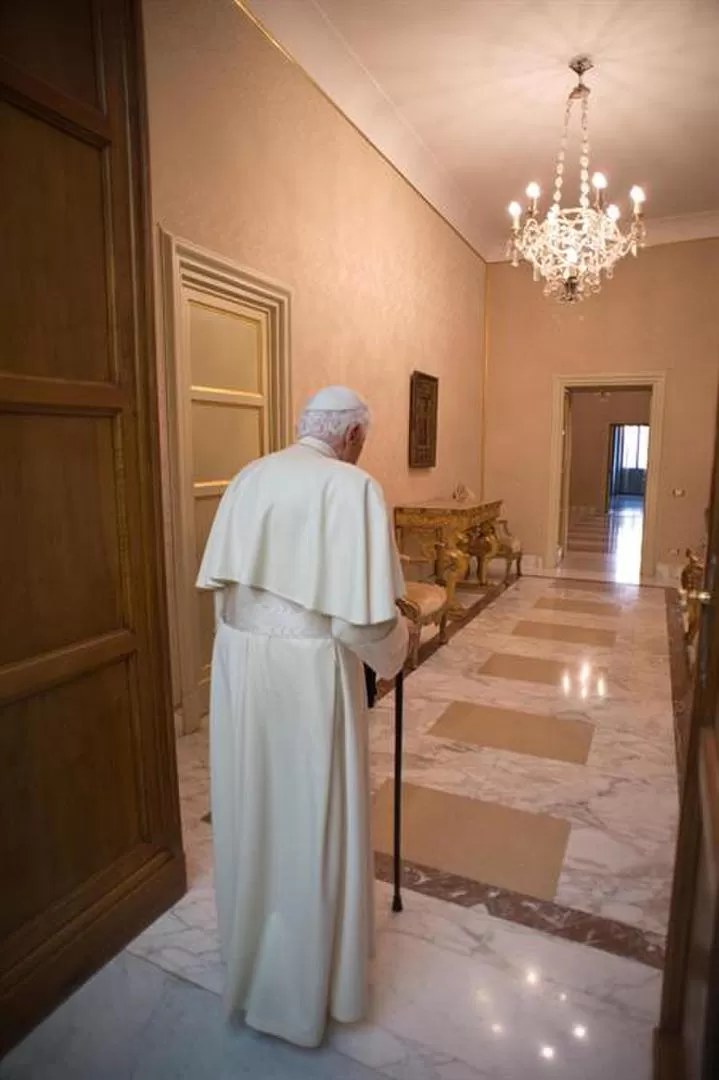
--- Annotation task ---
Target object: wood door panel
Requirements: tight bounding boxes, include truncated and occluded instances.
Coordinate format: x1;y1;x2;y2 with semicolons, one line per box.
1;853;184;1056
188;299;264;393
0;412;123;666
0;631;135;708
0;661;142;942
0;0;184;1052
191;400;263;482
0;0;99;109
194;494;222;563
0;100;110;382
683;841;715;1079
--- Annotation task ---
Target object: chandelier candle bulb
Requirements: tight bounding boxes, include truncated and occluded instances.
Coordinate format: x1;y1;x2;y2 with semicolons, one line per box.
630;185;646;219
526;181;541;214
504;56;647;302
591;171;607;209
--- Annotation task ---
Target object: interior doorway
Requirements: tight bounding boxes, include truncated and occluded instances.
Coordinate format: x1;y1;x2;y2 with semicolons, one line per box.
563;392;651;584
547;375;665;583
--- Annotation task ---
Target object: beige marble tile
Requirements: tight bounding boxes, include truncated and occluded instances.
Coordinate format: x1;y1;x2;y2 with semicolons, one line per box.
535;597;622;618
550;579;624;595
373;780;570;901
429;700;594;764
478;651;609;688
512;620;617;648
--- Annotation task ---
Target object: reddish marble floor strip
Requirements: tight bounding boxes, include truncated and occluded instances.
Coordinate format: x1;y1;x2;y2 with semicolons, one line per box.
374;852;664;971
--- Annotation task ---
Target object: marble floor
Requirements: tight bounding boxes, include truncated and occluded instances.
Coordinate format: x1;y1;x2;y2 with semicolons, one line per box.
369;576;678;963
4;882;663;1080
4;573;679;1079
0;952;382;1080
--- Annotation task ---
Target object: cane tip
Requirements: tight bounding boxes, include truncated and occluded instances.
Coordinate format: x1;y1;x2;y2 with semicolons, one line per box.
392;895;404;913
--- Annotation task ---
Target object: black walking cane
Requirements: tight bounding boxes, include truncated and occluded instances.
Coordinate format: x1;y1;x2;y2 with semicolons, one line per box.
392;669;404;913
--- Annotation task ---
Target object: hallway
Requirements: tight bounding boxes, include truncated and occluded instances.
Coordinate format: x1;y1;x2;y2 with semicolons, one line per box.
563;497;646;584
4;574;680;1079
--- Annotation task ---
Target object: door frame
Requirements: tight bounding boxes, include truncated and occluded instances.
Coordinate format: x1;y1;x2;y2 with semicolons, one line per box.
557;390;572;560
157;231;293;734
545;372;666;575
605;423;617;513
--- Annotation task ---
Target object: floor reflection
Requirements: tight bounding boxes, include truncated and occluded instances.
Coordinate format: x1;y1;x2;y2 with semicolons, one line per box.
563;497;645;585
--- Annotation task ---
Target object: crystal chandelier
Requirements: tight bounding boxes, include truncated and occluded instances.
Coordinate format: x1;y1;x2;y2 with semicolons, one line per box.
507;57;646;303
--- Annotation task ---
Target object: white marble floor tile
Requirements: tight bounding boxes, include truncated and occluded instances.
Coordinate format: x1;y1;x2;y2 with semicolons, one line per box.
0;952;384;1080
330;884;661;1080
128;870;662;1080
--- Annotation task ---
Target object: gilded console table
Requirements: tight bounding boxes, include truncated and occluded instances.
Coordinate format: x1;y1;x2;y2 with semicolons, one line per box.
394;498;503;611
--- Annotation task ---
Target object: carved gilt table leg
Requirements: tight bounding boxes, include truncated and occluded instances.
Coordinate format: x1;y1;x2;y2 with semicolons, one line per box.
479;536;500;587
436;540;470;616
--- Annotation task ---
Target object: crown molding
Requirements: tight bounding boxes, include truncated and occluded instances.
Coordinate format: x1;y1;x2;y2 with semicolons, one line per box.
241;0;491;258
640;211;719;250
243;1;718;268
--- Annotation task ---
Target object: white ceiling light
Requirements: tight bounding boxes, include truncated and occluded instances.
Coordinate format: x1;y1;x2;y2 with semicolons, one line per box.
507;57;646;302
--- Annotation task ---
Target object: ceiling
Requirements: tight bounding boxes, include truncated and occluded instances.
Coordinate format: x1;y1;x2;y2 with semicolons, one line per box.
243;0;719;260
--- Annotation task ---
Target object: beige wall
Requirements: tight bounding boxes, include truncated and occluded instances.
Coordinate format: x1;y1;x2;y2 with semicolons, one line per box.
142;0;485;509
569;389;652;514
486;240;719;567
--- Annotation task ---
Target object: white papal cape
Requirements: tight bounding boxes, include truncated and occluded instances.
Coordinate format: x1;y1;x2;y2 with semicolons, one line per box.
196;438;408;1047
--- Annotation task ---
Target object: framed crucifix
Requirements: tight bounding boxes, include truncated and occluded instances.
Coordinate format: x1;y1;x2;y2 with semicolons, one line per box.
408;371;439;469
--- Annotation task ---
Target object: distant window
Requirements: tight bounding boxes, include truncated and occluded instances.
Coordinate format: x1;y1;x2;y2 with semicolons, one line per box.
621;425;649;470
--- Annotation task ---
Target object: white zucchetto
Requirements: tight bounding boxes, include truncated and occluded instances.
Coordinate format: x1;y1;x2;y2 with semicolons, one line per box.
303;386;368;412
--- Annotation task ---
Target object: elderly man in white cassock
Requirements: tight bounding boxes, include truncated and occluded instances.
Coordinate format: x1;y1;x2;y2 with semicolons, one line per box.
196;386;409;1049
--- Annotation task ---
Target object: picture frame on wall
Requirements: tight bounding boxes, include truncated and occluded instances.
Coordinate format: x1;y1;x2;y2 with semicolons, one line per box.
408;370;439;469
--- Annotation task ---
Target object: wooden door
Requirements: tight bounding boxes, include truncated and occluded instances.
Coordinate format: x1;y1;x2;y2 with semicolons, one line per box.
161;236;292;735
0;0;185;1054
654;391;719;1078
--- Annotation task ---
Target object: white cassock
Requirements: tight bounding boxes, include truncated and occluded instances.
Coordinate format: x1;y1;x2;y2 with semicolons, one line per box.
196;435;408;1048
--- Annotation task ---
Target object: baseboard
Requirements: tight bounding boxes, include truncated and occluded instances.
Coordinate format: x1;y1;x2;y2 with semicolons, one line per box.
520;554;544;574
